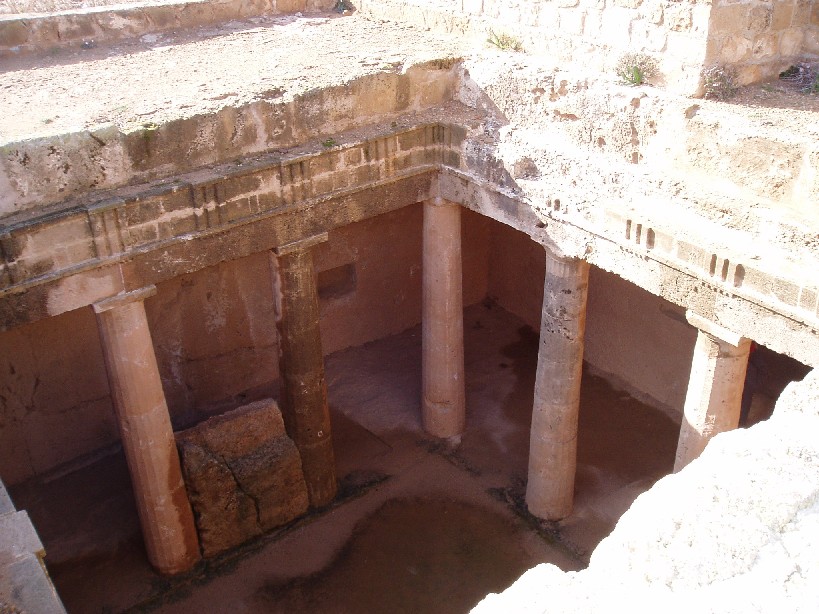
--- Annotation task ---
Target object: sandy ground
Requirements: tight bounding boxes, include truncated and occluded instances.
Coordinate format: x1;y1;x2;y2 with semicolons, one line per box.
0;13;471;143
10;302;682;613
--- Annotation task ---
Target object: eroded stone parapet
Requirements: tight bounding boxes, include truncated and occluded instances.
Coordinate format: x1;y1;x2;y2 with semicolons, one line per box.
674;312;751;472
176;399;309;558
0;1;337;58
422;196;466;438
270;235;337;507
93;286;200;575
526;251;589;520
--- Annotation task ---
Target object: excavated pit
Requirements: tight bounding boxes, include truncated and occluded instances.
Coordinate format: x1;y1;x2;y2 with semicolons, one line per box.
2;4;818;613
12;301;680;613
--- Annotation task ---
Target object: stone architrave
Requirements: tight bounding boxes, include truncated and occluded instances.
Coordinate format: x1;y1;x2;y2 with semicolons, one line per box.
674;312;751;472
526;252;590;521
93;287;200;575
270;234;338;508
422;197;466;438
176;399;309;558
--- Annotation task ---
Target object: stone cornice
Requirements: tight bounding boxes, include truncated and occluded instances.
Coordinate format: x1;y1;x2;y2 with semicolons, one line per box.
1;118;819;368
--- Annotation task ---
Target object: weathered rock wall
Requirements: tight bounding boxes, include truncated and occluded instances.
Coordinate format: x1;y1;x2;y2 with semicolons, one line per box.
485;221;697;414
0;0;336;56
474;367;819;613
359;0;819;92
706;0;819;85
584;267;696;413
357;0;712;93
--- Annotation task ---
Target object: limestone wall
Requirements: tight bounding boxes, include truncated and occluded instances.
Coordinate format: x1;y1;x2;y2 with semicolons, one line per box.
584;267;696;413
487;221;545;329
0;0;336;56
358;0;712;93
359;0;819;93
705;0;819;85
486;220;696;414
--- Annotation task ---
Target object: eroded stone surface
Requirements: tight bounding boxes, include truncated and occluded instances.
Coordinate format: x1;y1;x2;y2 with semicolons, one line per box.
474;368;819;613
176;399;309;557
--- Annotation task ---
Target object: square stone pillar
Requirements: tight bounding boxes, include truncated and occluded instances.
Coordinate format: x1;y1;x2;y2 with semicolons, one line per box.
526;252;590;521
270;234;337;508
422;197;466;439
674;312;751;472
93;287;200;575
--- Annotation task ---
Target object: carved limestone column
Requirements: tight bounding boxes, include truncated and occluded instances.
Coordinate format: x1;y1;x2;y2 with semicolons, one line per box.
93;287;200;575
674;312;751;472
422;197;466;439
526;252;590;520
270;234;337;507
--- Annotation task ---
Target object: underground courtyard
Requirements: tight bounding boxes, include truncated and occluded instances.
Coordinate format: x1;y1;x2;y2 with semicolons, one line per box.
1;1;819;612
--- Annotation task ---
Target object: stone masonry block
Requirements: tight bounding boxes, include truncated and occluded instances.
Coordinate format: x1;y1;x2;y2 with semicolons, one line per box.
0;555;66;614
0;20;30;47
719;34;753;64
666;4;693;32
752;32;779;58
600;7;634;42
793;0;811;22
0;511;44;563
748;5;773;33
773;278;800;306
709;4;749;36
176;399;309;558
780;27;804;55
798;287;818;313
804;28;819;54
771;0;795;30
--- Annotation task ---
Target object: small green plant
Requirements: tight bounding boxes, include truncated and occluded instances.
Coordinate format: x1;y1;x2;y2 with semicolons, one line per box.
807;72;819;95
321;138;337;148
615;52;658;86
487;30;523;52
701;65;738;100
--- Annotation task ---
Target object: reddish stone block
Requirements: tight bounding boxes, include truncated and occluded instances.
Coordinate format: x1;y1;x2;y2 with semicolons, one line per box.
176;400;309;557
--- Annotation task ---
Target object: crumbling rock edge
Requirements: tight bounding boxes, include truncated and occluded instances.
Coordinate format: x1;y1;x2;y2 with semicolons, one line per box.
473;368;819;614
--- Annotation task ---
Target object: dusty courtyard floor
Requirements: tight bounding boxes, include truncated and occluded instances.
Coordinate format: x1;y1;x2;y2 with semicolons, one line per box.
10;302;681;613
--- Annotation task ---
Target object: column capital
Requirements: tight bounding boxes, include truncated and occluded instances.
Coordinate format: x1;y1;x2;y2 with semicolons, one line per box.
425;196;456;208
92;286;157;314
685;311;746;347
273;232;329;257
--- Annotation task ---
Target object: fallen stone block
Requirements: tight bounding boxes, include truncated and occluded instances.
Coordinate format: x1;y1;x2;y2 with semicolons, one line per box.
176;399;309;558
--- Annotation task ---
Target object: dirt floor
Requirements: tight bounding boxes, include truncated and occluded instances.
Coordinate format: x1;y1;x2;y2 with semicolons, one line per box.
10;302;682;613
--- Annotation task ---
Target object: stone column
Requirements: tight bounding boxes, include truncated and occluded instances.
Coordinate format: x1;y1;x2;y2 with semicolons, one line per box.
674;312;751;472
526;252;590;520
270;234;337;508
422;197;466;439
93;287;200;575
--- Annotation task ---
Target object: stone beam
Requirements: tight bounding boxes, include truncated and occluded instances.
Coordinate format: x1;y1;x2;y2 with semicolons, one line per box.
526;251;590;520
0;170;438;331
422;197;466;438
270;235;337;507
93;287;200;575
440;169;819;369
674;312;751;472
